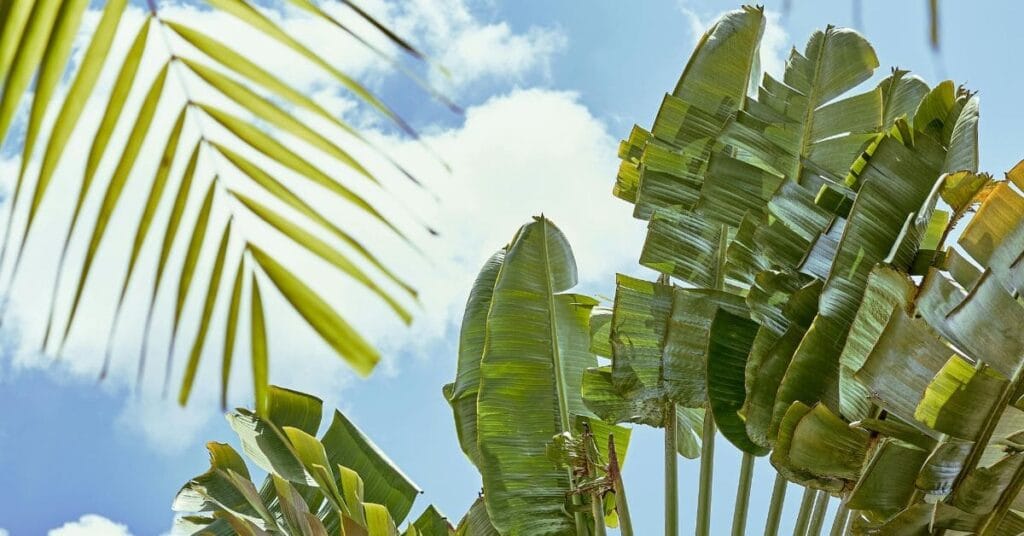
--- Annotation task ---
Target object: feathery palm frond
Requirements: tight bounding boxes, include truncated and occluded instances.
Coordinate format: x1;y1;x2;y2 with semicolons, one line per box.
0;0;456;407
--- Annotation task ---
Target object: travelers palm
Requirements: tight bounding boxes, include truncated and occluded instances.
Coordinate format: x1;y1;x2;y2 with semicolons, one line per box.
446;6;1024;536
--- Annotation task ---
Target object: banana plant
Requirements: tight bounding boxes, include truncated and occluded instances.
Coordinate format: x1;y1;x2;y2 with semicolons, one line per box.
0;0;455;408
173;385;453;535
443;216;631;536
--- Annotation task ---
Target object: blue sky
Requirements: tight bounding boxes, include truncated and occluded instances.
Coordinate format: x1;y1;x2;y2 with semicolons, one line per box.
1;0;1023;534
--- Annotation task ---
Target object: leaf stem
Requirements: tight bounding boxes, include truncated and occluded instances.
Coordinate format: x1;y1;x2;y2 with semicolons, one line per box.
695;225;727;536
792;486;816;536
583;426;606;536
592;497;607;536
828;504;849;536
807;490;829;536
609;434;633;536
696;411;716;536
731;452;755;536
763;472;788;536
665;403;678;536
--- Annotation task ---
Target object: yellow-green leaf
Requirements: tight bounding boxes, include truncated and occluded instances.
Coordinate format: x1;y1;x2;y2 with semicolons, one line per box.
212;141;413;298
179;220;233;406
57;62;170;350
203;0;414;136
197;103;397;234
179;56;373;181
251;273;269;416
230;189;411;324
168;181;217;364
139;142;202;378
40;17;152;349
105;108;188;366
283;0;460;114
0;0;62;142
222;257;244;409
84;18;151;207
365;503;399;536
163;20;349;131
0;0;36;83
13;0;91;237
250;245;378;376
164;18;433;186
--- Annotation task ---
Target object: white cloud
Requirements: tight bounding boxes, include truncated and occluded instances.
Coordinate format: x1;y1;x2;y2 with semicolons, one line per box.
438;23;566;91
336;0;566;93
678;4;789;81
112;87;641;452
48;515;132;536
106;86;636;453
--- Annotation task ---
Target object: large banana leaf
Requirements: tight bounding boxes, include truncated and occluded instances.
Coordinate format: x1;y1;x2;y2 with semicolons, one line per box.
444;217;631;535
0;0;456;406
174;385;454;536
581;274;755;458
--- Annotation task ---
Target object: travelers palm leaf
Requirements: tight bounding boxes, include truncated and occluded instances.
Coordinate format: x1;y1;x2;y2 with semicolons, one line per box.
174;385;455;535
598;4;1024;535
0;0;451;406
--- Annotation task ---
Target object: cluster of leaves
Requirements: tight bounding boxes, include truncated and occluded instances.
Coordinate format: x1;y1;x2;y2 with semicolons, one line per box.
0;0;450;409
173;385;457;535
600;3;1024;534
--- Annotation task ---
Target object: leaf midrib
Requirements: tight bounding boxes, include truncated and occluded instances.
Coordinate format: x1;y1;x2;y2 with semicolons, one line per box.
794;28;831;185
542;218;573;434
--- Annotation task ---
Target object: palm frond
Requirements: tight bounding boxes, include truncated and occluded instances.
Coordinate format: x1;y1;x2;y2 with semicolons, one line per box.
0;0;457;407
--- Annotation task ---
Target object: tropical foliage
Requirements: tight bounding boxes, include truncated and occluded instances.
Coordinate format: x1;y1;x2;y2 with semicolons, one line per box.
0;0;449;408
451;5;1024;536
598;3;1024;535
166;4;1024;536
173;385;455;535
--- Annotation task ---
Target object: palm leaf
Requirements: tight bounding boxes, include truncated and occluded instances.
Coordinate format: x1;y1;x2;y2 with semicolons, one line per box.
0;0;456;406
